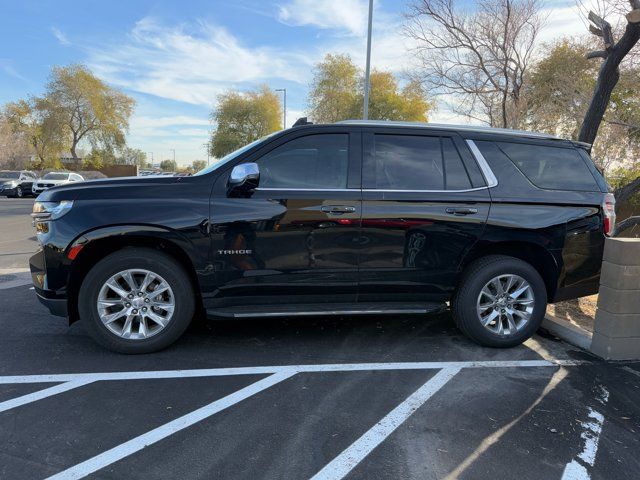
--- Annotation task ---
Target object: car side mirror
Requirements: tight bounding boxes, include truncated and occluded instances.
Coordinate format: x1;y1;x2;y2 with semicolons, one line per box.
227;163;260;197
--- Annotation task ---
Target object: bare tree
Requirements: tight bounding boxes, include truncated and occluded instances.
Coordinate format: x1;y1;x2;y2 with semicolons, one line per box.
579;0;640;144
405;0;545;128
0;114;32;169
577;0;640;207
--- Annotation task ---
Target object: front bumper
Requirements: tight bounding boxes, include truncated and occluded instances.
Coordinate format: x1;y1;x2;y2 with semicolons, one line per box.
35;292;68;317
0;186;17;196
30;250;69;318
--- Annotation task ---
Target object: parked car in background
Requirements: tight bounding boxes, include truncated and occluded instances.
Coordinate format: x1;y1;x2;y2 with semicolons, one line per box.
30;120;612;353
0;170;37;198
32;172;84;194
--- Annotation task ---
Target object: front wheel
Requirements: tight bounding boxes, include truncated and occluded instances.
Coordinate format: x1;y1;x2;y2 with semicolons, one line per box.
15;186;23;198
78;248;195;354
452;255;547;348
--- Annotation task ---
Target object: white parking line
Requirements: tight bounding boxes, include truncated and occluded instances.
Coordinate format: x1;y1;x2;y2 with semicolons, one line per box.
0;380;93;414
46;371;295;480
0;360;589;480
0;359;584;385
560;386;609;480
309;367;460;480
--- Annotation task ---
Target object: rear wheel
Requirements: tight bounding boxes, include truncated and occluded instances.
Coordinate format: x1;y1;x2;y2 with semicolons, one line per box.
452;255;547;347
78;248;195;353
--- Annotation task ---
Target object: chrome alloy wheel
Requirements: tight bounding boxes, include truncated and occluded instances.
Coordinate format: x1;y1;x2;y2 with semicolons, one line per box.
476;274;534;336
97;269;175;340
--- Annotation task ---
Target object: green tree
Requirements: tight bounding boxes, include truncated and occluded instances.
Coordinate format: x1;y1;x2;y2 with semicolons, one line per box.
4;98;67;169
526;40;596;139
366;71;432;122
191;160;207;172
309;54;360;123
160;159;177;171
46;64;135;161
0;113;32;169
308;54;433;123
118;147;147;167
83;148;110;169
209;86;282;158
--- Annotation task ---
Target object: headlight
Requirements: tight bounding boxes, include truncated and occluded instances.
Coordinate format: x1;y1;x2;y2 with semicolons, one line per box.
31;200;74;221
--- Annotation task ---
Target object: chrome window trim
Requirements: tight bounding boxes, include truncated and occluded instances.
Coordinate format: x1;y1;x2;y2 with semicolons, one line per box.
465;139;499;188
255;187;355;192
362;187;489;193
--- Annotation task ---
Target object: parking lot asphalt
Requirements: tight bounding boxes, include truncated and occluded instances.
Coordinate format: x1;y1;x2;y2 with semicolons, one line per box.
1;197;639;480
0;197;37;270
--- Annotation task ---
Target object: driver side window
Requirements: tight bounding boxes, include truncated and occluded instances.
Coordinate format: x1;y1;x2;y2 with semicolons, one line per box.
257;134;348;189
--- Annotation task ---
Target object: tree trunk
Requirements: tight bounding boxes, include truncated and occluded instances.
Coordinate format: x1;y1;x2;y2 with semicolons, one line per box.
615;175;640;203
578;66;619;144
578;21;640;144
70;135;79;162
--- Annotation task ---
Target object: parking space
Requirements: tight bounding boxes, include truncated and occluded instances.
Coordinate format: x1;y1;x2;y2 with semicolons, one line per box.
1;199;639;480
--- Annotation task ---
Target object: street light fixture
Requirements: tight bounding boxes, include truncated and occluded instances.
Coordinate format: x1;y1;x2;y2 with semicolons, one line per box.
275;88;287;129
170;149;176;168
363;0;374;120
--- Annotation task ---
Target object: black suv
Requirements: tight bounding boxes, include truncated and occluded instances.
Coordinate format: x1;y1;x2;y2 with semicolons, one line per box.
29;121;614;353
0;170;37;198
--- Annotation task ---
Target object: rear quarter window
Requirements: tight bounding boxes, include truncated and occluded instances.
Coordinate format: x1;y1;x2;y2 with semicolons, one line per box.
496;142;600;192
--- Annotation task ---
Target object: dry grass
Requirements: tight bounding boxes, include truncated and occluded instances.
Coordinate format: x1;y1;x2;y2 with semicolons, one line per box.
546;295;598;333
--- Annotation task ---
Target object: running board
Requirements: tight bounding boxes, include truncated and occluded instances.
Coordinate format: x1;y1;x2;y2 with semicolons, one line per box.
207;302;446;319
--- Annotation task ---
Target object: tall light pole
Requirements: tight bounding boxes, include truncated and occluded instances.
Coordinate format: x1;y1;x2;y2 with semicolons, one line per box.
170;149;176;168
148;152;154;167
363;0;374;120
275;88;287;128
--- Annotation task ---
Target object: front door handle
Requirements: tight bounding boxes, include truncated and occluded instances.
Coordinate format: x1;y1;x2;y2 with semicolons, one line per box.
322;205;356;215
446;207;478;216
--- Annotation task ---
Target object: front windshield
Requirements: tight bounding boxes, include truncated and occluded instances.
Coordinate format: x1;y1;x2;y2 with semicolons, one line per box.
43;173;70;180
193;133;279;176
0;171;20;179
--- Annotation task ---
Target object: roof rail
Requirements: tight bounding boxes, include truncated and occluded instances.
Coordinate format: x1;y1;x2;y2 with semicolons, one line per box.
292;117;313;127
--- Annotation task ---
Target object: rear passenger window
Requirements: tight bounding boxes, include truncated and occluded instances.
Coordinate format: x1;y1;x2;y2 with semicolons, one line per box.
497;142;599;191
371;135;473;190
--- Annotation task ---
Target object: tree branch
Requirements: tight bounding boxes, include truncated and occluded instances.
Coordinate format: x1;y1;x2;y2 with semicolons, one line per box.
614;175;640;203
586;50;609;59
615;215;640;236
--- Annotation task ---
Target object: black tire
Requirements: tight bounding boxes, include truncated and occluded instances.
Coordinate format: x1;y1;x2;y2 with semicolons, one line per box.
15;186;23;198
452;255;547;348
78;248;195;354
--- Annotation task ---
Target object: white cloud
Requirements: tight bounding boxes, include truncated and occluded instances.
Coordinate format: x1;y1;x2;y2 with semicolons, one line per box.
87;17;312;106
51;27;70;46
0;60;27;81
277;0;369;36
177;128;211;137
129;115;209;129
285;108;307;128
538;4;587;44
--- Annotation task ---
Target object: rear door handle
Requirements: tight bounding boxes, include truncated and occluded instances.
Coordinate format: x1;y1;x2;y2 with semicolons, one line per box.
446;207;478;216
322;205;356;215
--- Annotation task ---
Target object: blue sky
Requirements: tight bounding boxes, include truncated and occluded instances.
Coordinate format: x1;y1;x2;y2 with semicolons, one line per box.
0;0;585;165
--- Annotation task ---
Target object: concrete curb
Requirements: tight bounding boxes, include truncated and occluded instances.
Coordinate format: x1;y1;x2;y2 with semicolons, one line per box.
541;314;592;351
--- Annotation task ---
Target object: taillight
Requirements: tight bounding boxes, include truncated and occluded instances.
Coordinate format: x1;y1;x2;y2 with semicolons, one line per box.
603;193;616;237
